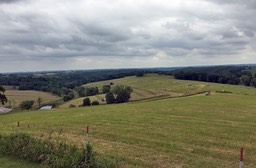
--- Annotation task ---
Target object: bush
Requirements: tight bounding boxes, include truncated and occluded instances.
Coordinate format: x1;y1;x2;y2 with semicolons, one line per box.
20;100;35;110
105;92;115;104
91;100;99;106
0;133;115;168
102;85;111;94
83;98;91;106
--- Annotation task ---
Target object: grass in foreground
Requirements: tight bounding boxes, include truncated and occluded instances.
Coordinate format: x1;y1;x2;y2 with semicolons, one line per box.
0;156;45;168
1;92;256;167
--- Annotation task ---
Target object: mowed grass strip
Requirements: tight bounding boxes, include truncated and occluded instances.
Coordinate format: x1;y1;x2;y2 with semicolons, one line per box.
1;92;256;167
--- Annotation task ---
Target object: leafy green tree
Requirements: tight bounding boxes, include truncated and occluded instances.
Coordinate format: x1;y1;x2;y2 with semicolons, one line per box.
105;92;115;104
20;100;34;110
102;85;111;94
77;86;86;97
63;95;72;102
112;85;133;103
0;86;7;105
241;75;251;86
135;71;144;77
251;78;256;87
83;98;91;106
85;87;99;96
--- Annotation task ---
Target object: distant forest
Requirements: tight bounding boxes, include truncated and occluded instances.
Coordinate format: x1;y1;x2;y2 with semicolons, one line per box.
172;66;256;87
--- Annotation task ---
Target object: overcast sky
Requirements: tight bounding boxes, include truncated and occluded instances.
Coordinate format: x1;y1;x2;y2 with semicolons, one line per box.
0;0;255;72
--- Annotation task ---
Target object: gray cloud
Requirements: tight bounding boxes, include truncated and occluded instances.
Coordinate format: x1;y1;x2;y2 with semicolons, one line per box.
0;0;255;72
0;0;23;4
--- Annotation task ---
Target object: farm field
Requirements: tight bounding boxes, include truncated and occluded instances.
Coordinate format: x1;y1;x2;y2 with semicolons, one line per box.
4;90;61;108
1;89;256;167
62;74;256;108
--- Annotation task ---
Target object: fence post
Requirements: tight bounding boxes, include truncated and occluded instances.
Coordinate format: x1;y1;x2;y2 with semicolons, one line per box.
240;148;243;168
17;121;20;133
86;126;89;145
84;126;89;165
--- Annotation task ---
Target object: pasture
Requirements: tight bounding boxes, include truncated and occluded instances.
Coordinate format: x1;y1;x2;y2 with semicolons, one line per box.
1;92;256;167
1;75;256;167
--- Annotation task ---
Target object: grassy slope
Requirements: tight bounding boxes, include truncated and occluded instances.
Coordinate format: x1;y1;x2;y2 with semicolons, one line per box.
61;74;256;108
4;90;61;108
1;92;256;167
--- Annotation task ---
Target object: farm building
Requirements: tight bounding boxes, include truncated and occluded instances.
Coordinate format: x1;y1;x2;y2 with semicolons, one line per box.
40;106;52;110
0;107;12;114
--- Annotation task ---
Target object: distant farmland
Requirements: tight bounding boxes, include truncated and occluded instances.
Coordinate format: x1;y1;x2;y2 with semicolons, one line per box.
4;90;61;108
61;74;256;108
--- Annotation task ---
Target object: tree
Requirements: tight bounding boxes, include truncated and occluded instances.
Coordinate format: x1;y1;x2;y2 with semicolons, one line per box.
83;98;91;106
85;87;99;96
251;78;256;87
0;86;7;105
63;95;72;102
37;97;43;108
102;85;111;94
105;92;115;104
20;100;34;110
241;75;251;86
135;71;144;77
112;85;133;103
77;86;86;97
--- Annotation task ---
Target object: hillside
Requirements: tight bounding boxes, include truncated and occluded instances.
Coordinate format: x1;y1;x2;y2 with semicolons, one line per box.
1;93;256;167
61;74;256;108
1;76;256;167
4;89;61;108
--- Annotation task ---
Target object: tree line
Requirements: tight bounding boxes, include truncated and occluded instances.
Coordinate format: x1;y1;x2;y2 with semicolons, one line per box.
172;66;256;87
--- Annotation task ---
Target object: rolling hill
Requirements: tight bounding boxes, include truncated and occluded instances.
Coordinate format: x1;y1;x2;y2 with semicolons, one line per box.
61;74;256;108
1;74;256;167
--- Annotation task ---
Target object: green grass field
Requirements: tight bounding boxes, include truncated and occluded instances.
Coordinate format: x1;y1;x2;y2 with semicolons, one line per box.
1;74;256;167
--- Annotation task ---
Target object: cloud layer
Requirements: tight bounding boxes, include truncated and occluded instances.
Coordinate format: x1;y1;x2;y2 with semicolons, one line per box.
0;0;255;72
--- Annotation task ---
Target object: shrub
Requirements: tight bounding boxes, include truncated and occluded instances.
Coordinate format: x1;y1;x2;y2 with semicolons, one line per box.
20;100;35;110
0;133;114;168
83;98;91;106
102;85;111;94
91;100;99;106
105;92;115;104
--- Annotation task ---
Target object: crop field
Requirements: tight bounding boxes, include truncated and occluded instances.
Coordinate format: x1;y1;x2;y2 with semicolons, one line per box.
4;90;61;108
